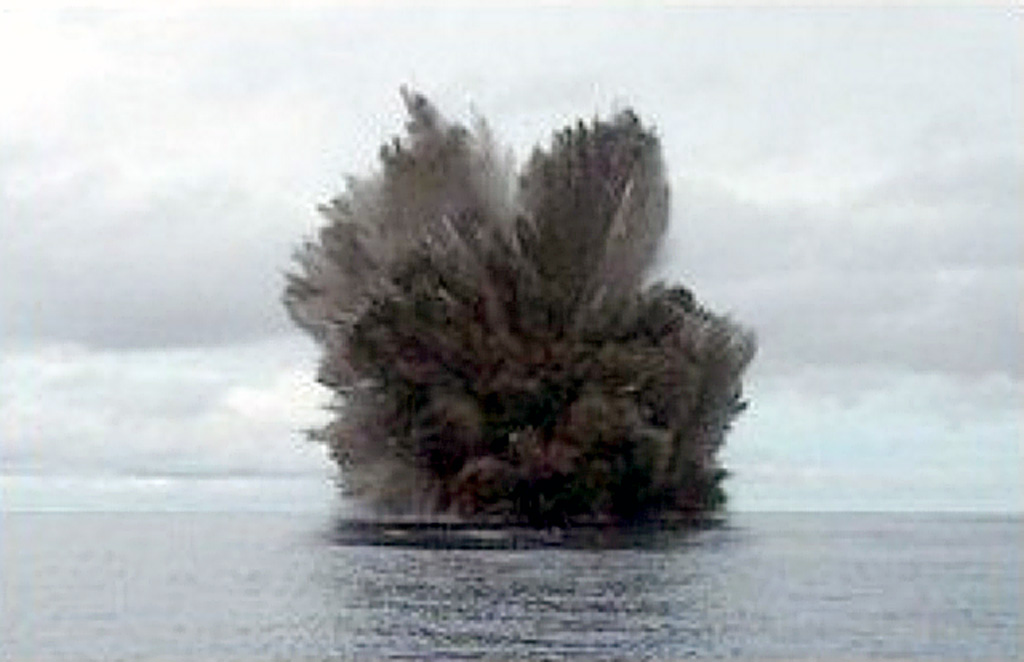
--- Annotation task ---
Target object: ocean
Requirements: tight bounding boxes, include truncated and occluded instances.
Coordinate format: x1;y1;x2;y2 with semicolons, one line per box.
2;511;1019;660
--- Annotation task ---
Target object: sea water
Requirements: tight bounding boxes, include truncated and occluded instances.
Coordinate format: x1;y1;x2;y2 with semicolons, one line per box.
2;511;1019;660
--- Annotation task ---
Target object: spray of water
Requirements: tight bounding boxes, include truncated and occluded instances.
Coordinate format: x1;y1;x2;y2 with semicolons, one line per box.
284;89;755;525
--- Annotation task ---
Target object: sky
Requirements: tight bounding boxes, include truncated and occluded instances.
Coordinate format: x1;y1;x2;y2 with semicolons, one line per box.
1;5;1020;512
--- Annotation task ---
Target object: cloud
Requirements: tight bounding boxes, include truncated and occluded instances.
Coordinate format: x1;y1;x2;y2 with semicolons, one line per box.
0;10;373;350
723;366;1022;511
657;147;1021;379
0;337;332;478
1;171;303;348
2;7;1018;363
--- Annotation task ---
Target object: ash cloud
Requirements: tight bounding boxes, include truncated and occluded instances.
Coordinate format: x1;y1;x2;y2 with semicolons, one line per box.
285;91;756;524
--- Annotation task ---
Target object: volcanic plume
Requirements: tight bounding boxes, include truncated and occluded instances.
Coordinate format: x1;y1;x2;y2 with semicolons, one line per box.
285;89;755;525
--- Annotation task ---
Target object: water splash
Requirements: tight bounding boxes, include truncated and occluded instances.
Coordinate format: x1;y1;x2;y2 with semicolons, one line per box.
284;89;755;525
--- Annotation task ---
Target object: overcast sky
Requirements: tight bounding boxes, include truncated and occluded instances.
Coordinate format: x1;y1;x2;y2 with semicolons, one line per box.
1;6;1020;512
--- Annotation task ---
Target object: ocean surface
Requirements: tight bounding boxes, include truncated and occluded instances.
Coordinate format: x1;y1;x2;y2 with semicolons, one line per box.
2;511;1019;661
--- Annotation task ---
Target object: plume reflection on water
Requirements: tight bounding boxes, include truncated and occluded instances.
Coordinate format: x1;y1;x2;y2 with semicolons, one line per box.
320;517;743;660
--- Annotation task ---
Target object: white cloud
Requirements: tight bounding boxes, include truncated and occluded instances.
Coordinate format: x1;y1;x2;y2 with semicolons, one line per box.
0;337;333;478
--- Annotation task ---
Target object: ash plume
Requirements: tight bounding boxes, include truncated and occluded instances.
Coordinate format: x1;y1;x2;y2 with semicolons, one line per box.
284;89;756;525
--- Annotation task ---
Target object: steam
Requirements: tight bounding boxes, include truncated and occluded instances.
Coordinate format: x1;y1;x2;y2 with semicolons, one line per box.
284;89;755;524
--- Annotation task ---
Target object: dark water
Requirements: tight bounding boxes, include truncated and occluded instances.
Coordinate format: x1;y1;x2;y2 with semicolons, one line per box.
2;511;1019;660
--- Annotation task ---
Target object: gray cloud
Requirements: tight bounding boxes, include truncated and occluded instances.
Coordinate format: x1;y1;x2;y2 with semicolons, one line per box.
1;167;298;348
3;7;1017;363
658;147;1021;379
